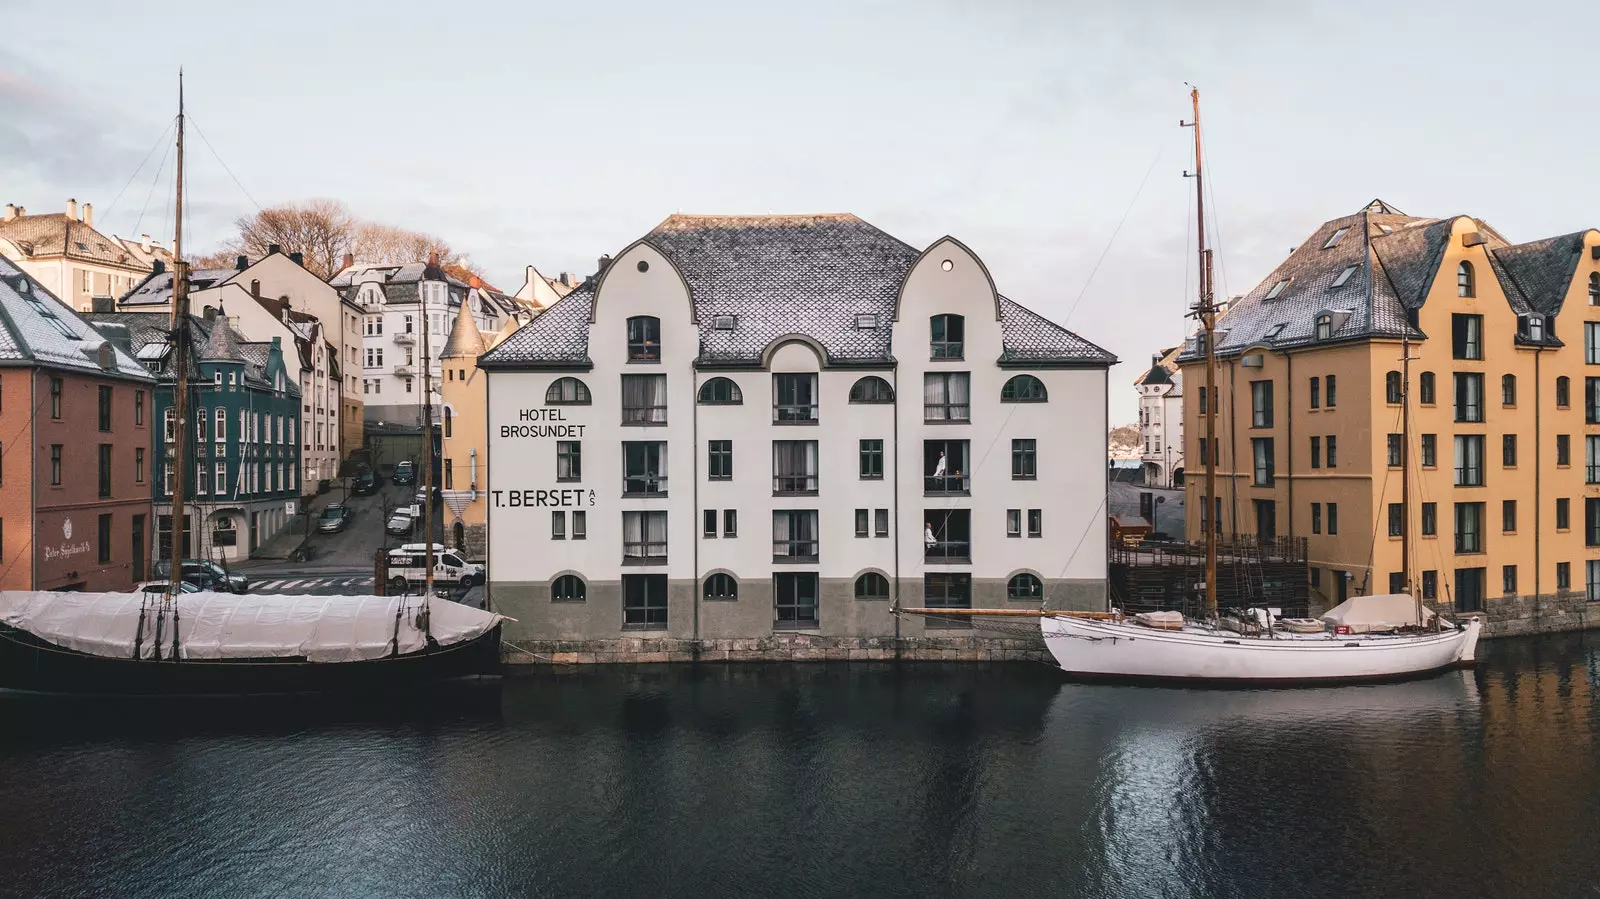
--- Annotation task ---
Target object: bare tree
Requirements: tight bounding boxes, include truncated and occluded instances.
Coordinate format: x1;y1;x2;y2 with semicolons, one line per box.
351;222;456;268
195;200;481;281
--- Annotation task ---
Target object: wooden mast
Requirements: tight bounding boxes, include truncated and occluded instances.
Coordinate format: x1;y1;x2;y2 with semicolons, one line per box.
1403;293;1417;623
167;70;191;609
1183;86;1218;618
419;258;436;638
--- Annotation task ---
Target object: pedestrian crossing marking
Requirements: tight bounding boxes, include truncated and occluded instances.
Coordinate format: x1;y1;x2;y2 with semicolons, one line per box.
254;575;376;593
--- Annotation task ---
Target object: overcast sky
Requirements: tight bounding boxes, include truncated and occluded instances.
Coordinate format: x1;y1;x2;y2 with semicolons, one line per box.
5;0;1596;421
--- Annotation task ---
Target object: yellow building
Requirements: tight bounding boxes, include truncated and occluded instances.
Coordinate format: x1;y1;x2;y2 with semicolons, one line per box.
440;296;531;558
1181;199;1600;635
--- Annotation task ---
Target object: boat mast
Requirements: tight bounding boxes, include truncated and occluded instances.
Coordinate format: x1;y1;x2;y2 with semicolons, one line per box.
1402;303;1416;621
1183;86;1218;618
419;266;435;638
167;70;191;608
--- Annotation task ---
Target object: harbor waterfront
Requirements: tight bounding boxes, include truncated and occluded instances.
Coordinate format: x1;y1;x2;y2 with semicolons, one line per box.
2;633;1597;899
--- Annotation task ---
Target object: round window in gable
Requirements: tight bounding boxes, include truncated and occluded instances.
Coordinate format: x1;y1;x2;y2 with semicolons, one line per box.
637;260;650;273
941;259;954;271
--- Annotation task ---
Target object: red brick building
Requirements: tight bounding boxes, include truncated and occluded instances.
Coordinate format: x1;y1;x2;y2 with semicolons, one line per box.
0;256;155;591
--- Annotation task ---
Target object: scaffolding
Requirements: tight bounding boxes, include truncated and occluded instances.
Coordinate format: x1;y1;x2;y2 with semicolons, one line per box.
1110;535;1310;618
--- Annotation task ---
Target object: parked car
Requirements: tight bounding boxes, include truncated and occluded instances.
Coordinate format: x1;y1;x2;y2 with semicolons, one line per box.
153;559;249;594
353;470;380;496
387;544;484;589
136;580;202;595
317;503;353;533
385;508;416;536
392;461;417;486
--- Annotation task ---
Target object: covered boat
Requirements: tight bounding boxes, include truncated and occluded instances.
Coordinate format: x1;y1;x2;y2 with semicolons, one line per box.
0;591;503;696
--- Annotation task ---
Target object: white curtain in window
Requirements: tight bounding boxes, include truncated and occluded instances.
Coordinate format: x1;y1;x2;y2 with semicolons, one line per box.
948;374;969;418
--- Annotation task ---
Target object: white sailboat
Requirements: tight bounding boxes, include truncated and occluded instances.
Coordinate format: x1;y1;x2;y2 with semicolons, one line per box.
1036;88;1481;685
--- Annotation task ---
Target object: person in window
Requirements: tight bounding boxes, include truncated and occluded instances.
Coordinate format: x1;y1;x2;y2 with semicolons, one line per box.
933;451;947;478
925;521;937;547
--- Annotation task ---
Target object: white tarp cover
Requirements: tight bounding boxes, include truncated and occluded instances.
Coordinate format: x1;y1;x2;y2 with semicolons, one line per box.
1320;593;1436;633
0;591;502;662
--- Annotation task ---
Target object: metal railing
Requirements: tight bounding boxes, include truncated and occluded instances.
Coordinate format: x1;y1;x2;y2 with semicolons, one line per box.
773;404;818;423
772;540;819;562
924;540;970;562
923;474;970;495
924;403;970;422
773;475;818;495
622;475;667;496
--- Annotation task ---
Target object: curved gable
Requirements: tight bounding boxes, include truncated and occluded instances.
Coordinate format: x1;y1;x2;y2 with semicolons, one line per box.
894;235;1000;322
589;238;697;325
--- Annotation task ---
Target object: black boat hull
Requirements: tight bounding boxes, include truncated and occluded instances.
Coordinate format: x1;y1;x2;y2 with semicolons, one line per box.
0;622;502;696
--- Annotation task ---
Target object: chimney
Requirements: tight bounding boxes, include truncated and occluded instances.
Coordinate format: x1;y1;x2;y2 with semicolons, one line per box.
267;243;282;255
342;252;354;270
152;260;165;275
2;204;14;221
82;202;92;227
66;198;77;220
597;254;612;274
203;306;217;322
560;272;573;287
289;251;303;266
469;275;484;289
428;249;440;267
92;295;114;314
252;280;261;300
140;233;152;252
271;336;281;349
235;255;248;271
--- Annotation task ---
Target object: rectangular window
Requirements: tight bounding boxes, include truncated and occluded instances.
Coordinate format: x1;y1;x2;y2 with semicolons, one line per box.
1455;502;1485;554
1557;562;1571;591
1389;572;1404;594
774;572;820;629
1388;503;1403;538
773;441;819;494
1421;434;1437;467
855;508;869;538
1502;375;1517;406
1503;565;1518;596
772;373;819;423
622;511;668;563
1252;438;1275;486
1250;380;1274;428
622;442;668;496
860;439;884;479
925;509;971;561
49;377;61;419
923;573;972;628
1422;502;1437;536
1503;499;1517;532
97;444;112;497
1309;435;1321;469
1007;508;1022;537
1558;434;1572;466
1558;498;1571;530
923;439;971;493
627;316;661;361
1011;439;1037;480
1589;436;1600;484
1589;378;1600;424
1503;434;1517;468
1326;435;1337;468
1557;377;1571;408
875;508;889;538
724;509;737;537
1454;373;1484;422
707;440;733;481
1311;503;1322;534
50;444;62;486
930;314;964;359
135;390;144;426
1587;499;1600;546
214;462;226;495
773;510;819;562
557;441;582;481
923;372;971;423
97;513;111;564
1422;570;1437;600
1420;372;1436;405
1591;560;1600;602
1452;313;1484;360
135;447;145;484
1028;509;1042;538
1587;322;1600;364
704;509;718;538
1456;567;1486;611
1199;386;1208;414
1386;433;1402;468
1328;502;1339;535
1454;435;1484;486
444;459;453;490
622;573;668;629
1326;375;1337;407
621;373;668;424
1309;377;1320;409
552;511;566;540
97;386;112;431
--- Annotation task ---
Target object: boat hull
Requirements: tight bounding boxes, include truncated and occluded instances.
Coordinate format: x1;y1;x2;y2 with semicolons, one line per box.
0;621;502;696
1041;615;1482;686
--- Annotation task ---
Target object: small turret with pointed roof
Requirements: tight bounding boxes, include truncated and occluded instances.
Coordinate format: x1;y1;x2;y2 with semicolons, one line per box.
441;286;487;359
200;308;241;362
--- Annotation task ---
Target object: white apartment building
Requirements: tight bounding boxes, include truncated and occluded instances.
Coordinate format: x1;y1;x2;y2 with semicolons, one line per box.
1134;349;1184;487
331;256;522;427
479;213;1116;647
0;200;153;311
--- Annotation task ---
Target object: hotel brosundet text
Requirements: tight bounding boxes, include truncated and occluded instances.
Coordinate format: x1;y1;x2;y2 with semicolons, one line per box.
478;214;1116;654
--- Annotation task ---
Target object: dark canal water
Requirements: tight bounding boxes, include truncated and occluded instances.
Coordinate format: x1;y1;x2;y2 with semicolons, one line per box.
2;635;1598;899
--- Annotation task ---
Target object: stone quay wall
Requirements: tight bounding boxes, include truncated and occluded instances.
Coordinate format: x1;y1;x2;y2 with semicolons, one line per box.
503;632;1051;665
1475;592;1597;638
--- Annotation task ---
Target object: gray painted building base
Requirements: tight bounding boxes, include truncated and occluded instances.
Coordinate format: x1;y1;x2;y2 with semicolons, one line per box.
1468;592;1599;638
491;575;1104;664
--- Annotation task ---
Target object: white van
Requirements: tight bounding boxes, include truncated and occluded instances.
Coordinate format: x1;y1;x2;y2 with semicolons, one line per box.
386;544;484;590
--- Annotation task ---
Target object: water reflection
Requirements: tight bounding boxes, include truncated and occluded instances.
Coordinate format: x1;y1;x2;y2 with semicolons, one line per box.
0;638;1596;899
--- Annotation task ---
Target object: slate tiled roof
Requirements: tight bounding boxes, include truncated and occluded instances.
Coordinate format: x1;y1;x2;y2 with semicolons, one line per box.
200;315;242;362
330;262;471;309
0;256;152;380
481;213;1115;369
441;297;488;359
0;213;143;268
120;267;237;306
1177;199;1580;362
1493;231;1597;316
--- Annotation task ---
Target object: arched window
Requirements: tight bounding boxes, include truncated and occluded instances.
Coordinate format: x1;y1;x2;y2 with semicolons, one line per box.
1419;371;1436;405
1314;313;1333;340
1000;375;1048;403
1502;374;1516;406
848;376;895;404
1590;272;1600;306
854;572;890;600
930;314;964;359
551;575;586;602
1385;371;1402;404
1457;261;1475;298
703;573;738;601
627;315;660;361
452;522;465;549
697;377;743;405
442;407;452;438
1007;573;1043;601
545;377;591;404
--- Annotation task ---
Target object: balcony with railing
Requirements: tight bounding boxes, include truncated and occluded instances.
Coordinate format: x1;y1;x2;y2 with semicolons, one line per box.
623;474;668;497
622;540;668;565
924;509;971;563
773;538;820;564
393;331;415;345
773;474;818;496
924;440;971;495
923;474;970;495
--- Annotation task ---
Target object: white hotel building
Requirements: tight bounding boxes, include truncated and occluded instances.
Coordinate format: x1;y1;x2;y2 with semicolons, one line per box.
479;214;1116;647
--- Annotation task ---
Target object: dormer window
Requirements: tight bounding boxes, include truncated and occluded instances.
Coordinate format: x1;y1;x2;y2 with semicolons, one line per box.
1265;279;1290;300
930;314;964;359
1457;262;1475;298
1315;313;1334;340
1525;314;1545;342
1322;227;1350;249
1263;323;1286;341
1331;264;1358;288
855;314;878;329
627;316;661;361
